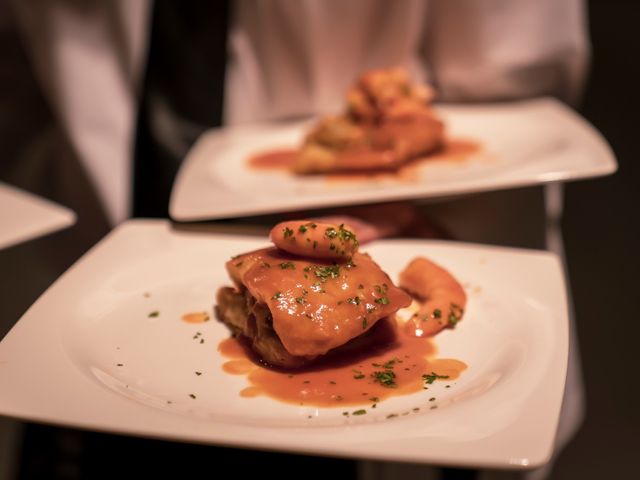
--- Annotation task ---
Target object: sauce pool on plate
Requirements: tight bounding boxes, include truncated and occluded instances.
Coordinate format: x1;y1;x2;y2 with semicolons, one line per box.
218;318;466;407
247;139;482;183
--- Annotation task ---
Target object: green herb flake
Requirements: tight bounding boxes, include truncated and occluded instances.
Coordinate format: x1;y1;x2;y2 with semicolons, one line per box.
352;409;367;416
372;370;397;388
433;308;442;318
383;358;398;369
279;261;295;270
272;291;282;300
375;297;390;305
298;225;308;234
283;227;294;238
325;227;338;239
362;318;367;329
422;372;450;384
313;265;340;280
352;369;365;380
448;303;464;326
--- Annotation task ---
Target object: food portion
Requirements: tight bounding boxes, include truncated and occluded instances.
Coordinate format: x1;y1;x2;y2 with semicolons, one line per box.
215;221;412;368
400;257;467;338
293;67;445;174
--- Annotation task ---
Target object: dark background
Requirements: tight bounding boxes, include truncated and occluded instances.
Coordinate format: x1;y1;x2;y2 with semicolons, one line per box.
1;1;639;478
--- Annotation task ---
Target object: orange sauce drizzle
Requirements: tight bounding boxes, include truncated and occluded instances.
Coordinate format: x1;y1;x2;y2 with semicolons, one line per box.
181;312;211;323
218;320;466;407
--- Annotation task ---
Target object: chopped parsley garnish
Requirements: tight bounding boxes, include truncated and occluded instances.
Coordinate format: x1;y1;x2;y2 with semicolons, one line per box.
283;227;294;238
422;372;450;384
272;291;282;300
372;370;397;388
352;409;367;416
362;318;367;329
347;296;361;305
148;311;159;318
324;224;358;247
448;303;464;326
383;358;399;369
374;284;388;295
375;297;390;305
352;369;365;380
325;227;338;239
298;225;308;233
295;296;306;304
433;308;442;318
261;262;271;268
279;261;295;270
312;265;340;280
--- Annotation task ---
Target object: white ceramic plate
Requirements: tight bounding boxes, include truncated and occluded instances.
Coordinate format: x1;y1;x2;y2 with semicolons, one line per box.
0;220;568;469
0;182;76;250
170;97;616;221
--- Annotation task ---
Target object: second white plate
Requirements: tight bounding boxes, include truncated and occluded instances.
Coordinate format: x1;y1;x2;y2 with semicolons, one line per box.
170;97;616;221
0;182;76;250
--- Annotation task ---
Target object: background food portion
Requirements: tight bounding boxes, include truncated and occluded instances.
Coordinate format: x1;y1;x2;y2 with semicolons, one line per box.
294;68;445;174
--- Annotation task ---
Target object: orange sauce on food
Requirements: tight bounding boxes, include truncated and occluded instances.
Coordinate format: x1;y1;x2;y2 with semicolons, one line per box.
217;320;466;407
246;139;482;183
249;149;299;170
181;312;211;323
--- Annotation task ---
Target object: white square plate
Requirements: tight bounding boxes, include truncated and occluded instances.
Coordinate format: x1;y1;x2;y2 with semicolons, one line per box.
170;97;616;221
0;182;76;250
0;220;568;469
